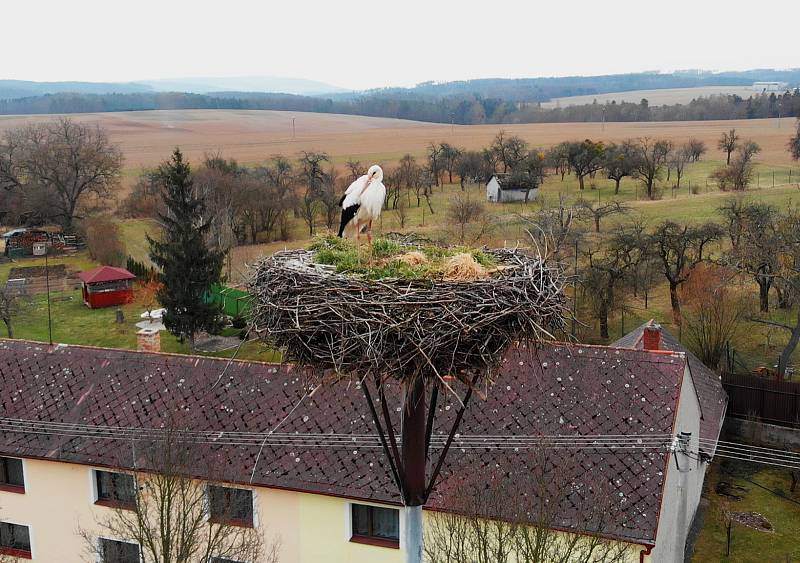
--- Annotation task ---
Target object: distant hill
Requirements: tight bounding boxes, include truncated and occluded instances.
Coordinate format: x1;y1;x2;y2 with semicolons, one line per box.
140;76;348;96
0;76;347;101
342;69;800;103
0;80;152;99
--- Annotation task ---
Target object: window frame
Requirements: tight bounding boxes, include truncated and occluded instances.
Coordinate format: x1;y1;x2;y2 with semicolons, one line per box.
0;457;25;494
207;485;255;528
349;503;400;549
98;537;141;563
0;520;33;560
93;469;137;510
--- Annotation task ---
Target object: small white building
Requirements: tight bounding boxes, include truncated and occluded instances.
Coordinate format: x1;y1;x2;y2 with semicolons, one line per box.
752;81;789;93
486;174;538;203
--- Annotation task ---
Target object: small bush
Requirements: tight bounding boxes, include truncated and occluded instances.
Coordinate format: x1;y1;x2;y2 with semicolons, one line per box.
85;216;126;266
231;314;247;329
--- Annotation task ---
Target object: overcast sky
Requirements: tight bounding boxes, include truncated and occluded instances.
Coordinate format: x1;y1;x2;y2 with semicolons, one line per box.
4;0;798;90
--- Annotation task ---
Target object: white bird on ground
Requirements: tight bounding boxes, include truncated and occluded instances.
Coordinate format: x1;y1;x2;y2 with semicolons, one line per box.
337;164;386;243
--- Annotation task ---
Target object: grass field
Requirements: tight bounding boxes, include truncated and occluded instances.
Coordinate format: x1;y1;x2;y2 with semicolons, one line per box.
541;86;757;109
0;110;797;195
692;459;800;562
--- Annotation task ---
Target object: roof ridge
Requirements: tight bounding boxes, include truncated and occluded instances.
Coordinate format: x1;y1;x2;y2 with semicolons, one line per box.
0;338;287;369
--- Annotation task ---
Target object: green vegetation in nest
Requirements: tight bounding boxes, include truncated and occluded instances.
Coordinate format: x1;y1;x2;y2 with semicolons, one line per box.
308;235;497;281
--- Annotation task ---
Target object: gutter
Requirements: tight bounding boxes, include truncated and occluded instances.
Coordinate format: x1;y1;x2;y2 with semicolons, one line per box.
639;543;654;562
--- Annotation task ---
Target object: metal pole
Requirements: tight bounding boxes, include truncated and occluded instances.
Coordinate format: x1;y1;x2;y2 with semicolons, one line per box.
401;376;426;563
45;249;52;345
404;506;423;563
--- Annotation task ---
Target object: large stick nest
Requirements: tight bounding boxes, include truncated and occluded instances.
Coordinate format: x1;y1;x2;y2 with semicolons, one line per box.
249;244;568;385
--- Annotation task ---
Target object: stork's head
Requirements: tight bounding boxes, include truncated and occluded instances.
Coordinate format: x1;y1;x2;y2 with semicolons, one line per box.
367;164;383;183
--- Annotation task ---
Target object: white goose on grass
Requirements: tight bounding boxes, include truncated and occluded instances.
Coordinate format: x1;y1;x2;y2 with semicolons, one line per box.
337;164;386;243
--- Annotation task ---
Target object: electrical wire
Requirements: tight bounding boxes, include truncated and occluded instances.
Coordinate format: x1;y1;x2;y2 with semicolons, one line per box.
2;417;799;469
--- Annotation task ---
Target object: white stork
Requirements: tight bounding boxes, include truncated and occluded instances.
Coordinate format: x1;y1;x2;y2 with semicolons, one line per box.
337;164;386;243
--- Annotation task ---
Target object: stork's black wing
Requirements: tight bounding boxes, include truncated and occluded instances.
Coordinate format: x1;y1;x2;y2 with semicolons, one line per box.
337;204;360;237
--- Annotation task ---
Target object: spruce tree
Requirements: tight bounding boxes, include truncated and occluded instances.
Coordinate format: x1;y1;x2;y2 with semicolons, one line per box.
148;148;224;351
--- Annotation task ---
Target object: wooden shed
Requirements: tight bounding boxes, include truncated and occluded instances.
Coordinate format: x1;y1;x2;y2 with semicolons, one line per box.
77;266;136;309
486;174;539;203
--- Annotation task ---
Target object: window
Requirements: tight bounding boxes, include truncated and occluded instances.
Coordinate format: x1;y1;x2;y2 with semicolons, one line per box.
0;458;24;492
95;470;136;509
208;486;253;527
100;538;140;563
0;522;31;558
350;504;399;548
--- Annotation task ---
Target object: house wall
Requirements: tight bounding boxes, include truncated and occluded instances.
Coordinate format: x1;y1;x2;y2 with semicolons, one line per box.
486;177;500;202
649;364;705;563
1;457;649;563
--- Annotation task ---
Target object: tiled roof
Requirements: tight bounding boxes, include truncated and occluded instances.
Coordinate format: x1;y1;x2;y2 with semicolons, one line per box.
77;266;136;284
613;321;727;456
0;339;687;545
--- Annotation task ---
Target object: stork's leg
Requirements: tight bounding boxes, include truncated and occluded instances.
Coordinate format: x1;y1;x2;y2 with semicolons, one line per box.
367;220;374;245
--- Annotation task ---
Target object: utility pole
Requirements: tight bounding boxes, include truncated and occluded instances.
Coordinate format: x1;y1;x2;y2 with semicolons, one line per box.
45;247;52;344
292;117;296;140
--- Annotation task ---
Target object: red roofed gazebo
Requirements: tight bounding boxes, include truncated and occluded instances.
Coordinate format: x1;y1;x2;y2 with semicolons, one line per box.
77;266;136;309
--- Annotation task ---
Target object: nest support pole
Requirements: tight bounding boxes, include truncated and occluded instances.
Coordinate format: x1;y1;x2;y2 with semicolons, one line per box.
401;376;427;563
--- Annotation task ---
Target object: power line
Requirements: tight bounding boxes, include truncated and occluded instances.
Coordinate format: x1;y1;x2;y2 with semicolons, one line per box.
3;417;799;469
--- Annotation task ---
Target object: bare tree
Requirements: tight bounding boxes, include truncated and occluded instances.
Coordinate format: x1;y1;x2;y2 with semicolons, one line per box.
630;138;672;200
575;199;627;233
424;448;630;563
680;263;749;370
581;224;648;339
565;139;606;190
669;144;692;189
712;141;761;191
0;287;17;338
298;188;319;237
546;142;571;182
790;119;800;161
81;428;279;563
345;159;366;182
519;193;581;259
651;221;723;325
718;199;778;312
0;118;123;228
427;142;443;186
686;138;708;162
447;193;493;244
318;167;342;231
718;128;740;165
603;141;637;194
439;143;463;184
395;193;409;230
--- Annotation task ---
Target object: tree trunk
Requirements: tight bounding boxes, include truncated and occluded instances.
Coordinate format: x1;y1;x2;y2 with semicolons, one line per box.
727;151;732;166
594;216;600;233
599;307;609;340
614;178;621;194
758;279;770;313
669;282;682;326
647;179;655;199
778;310;800;376
578;175;585;190
3;317;12;339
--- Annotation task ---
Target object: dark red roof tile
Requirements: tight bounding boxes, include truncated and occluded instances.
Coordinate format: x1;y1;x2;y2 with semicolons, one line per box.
0;339;686;545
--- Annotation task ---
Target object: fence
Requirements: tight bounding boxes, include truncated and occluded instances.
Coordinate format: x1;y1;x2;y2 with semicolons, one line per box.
206;285;251;317
722;372;800;427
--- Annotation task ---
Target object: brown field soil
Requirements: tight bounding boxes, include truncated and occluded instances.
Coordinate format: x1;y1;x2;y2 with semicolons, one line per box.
540;86;757;108
0;110;796;194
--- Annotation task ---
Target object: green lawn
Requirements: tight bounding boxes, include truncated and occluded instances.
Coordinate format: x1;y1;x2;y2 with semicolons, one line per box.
692;459;800;562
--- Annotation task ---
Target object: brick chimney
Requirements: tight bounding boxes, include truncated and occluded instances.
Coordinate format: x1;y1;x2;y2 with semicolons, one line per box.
137;328;161;353
642;324;662;351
